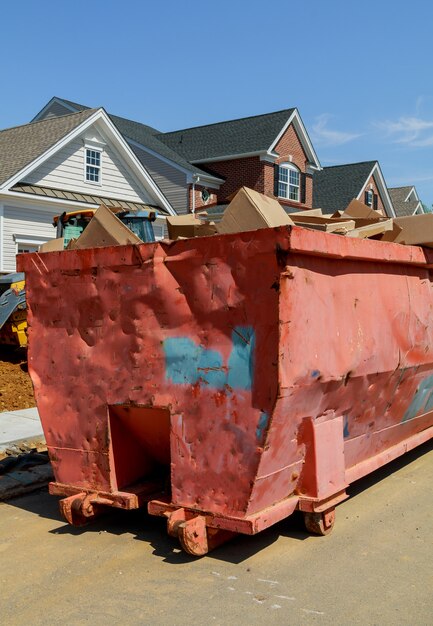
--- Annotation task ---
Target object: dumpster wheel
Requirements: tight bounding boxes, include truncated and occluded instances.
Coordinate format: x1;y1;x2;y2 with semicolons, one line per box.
59;492;104;527
163;509;236;556
304;508;335;536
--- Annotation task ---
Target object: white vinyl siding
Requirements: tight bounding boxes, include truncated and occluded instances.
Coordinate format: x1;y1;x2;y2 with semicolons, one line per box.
24;136;153;203
131;145;189;214
3;204;58;272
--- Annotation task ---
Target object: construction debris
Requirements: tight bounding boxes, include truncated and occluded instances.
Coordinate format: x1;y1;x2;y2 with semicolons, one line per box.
35;187;433;251
216;187;294;234
381;214;433;247
167;214;217;240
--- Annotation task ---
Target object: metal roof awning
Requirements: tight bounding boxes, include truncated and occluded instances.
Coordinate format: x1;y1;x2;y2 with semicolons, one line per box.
10;183;170;216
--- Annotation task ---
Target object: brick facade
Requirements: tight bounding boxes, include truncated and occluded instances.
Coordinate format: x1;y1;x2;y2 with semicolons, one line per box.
362;175;386;216
189;121;314;211
189;185;218;212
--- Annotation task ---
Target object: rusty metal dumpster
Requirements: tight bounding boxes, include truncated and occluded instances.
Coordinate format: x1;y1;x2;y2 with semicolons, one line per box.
18;226;433;555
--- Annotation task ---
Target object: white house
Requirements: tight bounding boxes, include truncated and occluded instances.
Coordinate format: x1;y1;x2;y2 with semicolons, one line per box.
0;108;175;273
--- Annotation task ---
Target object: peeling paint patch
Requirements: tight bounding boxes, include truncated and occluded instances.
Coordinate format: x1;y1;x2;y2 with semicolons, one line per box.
311;369;320;378
227;326;255;390
256;412;270;442
403;374;433;422
343;415;350;438
164;326;255;390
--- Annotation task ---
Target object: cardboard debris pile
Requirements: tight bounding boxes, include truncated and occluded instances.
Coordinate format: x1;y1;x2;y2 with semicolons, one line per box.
38;188;433;252
172;187;433;249
39;205;143;253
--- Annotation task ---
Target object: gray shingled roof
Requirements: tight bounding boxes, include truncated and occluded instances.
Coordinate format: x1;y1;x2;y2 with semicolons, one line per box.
157;108;296;162
0;108;97;187
388;187;420;217
108;114;213;177
44;98;219;180
313;161;377;213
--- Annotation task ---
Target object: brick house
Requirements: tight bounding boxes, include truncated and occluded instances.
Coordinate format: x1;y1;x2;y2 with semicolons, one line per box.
159;108;322;212
34;99;322;215
312;161;396;217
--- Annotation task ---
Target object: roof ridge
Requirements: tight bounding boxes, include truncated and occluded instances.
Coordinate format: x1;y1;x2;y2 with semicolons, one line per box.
322;160;377;170
389;185;413;190
109;112;160;134
53;97;90;110
1;108;98;135
159;107;296;136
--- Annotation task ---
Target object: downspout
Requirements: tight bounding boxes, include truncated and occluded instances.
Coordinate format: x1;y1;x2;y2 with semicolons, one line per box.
192;175;200;215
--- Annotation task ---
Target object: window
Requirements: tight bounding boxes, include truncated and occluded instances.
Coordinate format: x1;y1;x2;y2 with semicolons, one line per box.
278;163;300;202
365;190;373;206
85;148;101;183
364;189;378;209
17;243;39;254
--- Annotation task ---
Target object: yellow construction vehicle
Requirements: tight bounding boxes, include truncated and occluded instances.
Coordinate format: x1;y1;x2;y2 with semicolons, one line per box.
0;272;27;347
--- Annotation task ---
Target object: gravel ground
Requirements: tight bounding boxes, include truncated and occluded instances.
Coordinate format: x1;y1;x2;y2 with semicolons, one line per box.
0;347;35;412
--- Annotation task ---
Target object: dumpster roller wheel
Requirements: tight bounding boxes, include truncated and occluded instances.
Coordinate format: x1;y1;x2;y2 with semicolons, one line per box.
164;508;236;556
304;507;335;536
59;492;103;527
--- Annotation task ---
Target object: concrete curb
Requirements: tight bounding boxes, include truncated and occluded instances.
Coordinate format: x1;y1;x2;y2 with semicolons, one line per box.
0;407;44;453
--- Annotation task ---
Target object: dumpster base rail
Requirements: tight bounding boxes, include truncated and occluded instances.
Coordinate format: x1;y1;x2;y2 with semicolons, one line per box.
147;490;350;555
50;481;164;526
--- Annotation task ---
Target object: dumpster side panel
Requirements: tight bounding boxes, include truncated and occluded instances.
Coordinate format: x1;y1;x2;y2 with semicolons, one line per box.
276;237;433;489
22;230;291;516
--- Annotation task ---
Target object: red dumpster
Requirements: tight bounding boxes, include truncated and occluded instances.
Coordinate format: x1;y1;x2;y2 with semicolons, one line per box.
18;226;433;555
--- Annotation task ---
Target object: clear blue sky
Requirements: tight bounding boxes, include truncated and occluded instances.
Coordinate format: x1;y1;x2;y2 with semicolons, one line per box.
2;0;433;206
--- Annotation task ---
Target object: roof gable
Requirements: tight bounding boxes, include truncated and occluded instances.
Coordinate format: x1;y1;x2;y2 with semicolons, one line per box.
0;108;175;214
389;186;422;217
313;161;377;213
0;109;96;187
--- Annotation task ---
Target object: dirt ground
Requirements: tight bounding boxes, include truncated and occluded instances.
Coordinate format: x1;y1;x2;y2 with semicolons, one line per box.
0;347;35;411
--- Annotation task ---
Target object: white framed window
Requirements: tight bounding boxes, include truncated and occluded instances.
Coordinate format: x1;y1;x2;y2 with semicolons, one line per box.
17;243;40;254
278;163;300;201
15;236;49;254
85;148;102;184
365;190;373;206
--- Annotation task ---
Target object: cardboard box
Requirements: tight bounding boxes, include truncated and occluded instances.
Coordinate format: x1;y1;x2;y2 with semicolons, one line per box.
38;238;65;253
167;214;217;240
346;219;394;239
70;205;141;250
381;214;433;247
289;208;323;217
217;187;294;235
294;219;356;234
342;199;385;220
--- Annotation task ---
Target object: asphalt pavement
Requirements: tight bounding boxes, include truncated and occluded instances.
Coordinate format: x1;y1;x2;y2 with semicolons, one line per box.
0;440;432;625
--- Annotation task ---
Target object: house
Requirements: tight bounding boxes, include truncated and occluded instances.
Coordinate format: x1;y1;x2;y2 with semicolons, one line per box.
0;108;173;272
388;186;424;217
33;98;322;214
312;161;395;217
32;98;225;215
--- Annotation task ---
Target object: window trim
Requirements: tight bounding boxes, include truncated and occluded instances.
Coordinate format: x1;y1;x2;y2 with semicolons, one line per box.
365;189;374;207
14;235;49;255
277;162;300;202
84;146;102;186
